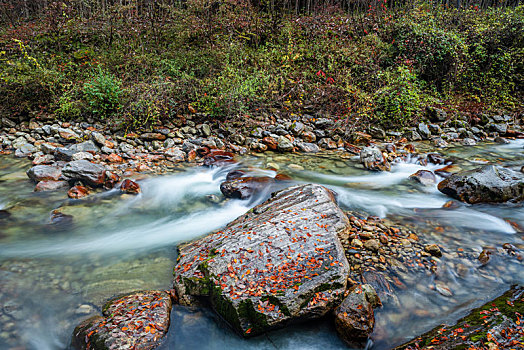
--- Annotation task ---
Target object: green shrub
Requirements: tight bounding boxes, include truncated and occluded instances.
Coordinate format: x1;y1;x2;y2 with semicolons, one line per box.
83;66;123;119
55;86;82;120
374;65;423;127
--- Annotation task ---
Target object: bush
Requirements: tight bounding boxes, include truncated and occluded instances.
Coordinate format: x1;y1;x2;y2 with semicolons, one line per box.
83;66;123;119
374;65;423;127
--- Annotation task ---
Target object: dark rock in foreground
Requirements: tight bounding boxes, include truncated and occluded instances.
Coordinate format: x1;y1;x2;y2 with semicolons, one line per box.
72;290;173;350
395;285;523;350
335;284;381;347
438;165;524;203
26;165;62;182
173;184;350;336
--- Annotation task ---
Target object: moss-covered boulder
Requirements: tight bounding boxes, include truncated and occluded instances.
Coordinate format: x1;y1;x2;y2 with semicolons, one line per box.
72;290;173;350
395;285;524;350
173;184;351;336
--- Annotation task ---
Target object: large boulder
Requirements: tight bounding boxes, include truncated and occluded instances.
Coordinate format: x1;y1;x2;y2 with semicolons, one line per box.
62;160;106;187
438;165;524;203
173;184;350;336
72;290;173;350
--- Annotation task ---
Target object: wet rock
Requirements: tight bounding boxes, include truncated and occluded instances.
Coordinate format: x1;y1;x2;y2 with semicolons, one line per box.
432;138;448;148
220;176;274;199
34;180;69;192
62;160;106;187
15;143;37;157
461;138;477;146
478;249;492;265
424;244;442;257
58;128;79;140
120;179;141;194
291;122;305;136
395;286;524;350
68;185;89;199
318;138;337;150
0;210;11;220
335;284;379;346
302;131;316;143
27;165;62;182
174;184;350;336
490;123;508;135
277;136;294;152
49;210;74;228
360;146;390;172
202;124;211;137
495;136;510;144
363;239;380;252
72;290;173;350
438;165;524;203
32;154;55;165
203;150;235;166
409;170;437;186
226;170;245;181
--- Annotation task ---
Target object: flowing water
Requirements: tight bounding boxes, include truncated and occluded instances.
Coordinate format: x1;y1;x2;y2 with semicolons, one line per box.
0;140;522;350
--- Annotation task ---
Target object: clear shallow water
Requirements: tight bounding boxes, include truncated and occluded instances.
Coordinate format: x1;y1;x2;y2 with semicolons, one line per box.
0;140;523;349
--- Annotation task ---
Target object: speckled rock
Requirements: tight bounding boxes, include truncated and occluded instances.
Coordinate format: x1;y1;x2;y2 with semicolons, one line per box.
173;184;350;336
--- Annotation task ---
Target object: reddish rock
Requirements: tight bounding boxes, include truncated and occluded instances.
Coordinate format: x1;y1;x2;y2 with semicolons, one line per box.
196;147;211;157
203;149;235;166
104;171;120;189
302;131;316;143
140;133;167;141
68;185;89;199
34;180;69;192
106;153;123;163
187;149;197;162
32;154;55;165
274;173;292;181
120;179;141;194
27;165;62;182
226;169;245;181
262;136;278;151
72;290;173;350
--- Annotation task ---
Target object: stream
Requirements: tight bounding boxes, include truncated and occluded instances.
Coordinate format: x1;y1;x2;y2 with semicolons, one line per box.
0;140;523;350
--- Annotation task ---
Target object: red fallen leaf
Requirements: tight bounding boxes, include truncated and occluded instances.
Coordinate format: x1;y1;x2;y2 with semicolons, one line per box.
245;328;252;334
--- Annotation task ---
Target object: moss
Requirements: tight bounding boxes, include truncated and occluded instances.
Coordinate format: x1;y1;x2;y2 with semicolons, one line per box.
237;299;270;335
261;295;291;317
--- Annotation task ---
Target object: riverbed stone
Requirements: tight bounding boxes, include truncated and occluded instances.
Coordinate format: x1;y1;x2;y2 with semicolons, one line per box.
334;284;379;346
409;170;437;186
173;184;350;336
62;160;106;187
360;146;390;172
27;165;62;182
438;165;524;203
277;136;294;152
34;180;69;192
72;290;173;350
220;176;274;199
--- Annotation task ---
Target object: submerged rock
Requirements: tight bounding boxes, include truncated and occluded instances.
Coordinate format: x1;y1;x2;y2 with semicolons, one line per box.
394;285;523;350
335;284;381;346
35;180;69;192
68;185;89;199
409;170;437;186
438;165;524;203
173;184;350;336
72;290;173;350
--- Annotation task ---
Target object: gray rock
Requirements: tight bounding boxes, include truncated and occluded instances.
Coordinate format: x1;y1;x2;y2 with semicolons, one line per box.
68;140;100;153
335;284;379;346
314;118;334;129
40;142;58;154
418;123;431;139
173;184;350;336
491;123;508;135
27;165;62;182
90;132;107;146
433;138;448;148
438;165;524;203
360;146;390;171
202;124;211;137
54;147;76;161
165;147;185;162
363;239;380;252
1;117;16;128
291;122;305;136
72;151;95;161
409;170;437;186
277;135;294;152
461;138;477;146
62;160;106;187
427;107;447;122
297;142;319;153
